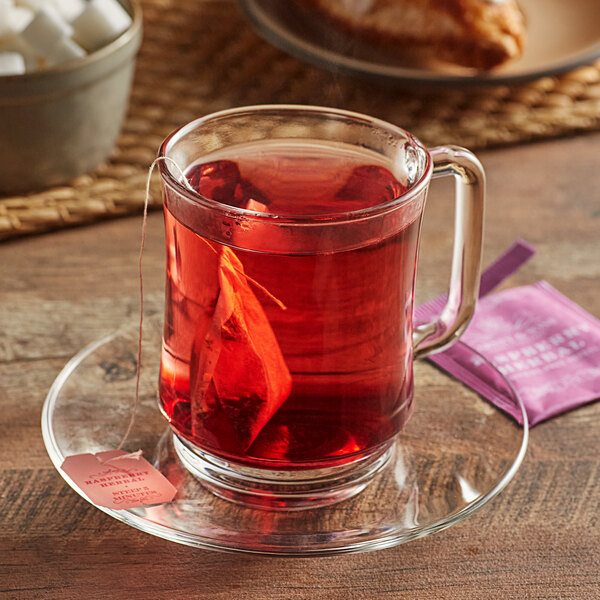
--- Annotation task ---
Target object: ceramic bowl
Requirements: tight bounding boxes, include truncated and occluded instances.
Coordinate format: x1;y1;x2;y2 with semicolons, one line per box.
0;0;142;194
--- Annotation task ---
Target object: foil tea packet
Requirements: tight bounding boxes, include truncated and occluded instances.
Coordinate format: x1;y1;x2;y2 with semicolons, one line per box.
417;240;600;425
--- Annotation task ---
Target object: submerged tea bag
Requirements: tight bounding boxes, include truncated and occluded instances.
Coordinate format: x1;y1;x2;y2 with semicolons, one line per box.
190;246;292;451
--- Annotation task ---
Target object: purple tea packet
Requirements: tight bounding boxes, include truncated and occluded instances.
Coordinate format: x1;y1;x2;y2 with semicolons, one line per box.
427;282;600;426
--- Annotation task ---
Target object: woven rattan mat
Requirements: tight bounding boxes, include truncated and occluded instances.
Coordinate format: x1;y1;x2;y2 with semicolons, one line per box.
2;0;600;241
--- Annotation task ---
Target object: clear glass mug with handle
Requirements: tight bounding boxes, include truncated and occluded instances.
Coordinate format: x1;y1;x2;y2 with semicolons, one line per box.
157;105;485;510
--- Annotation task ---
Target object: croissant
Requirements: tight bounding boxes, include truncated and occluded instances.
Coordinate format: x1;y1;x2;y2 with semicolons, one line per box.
307;0;526;70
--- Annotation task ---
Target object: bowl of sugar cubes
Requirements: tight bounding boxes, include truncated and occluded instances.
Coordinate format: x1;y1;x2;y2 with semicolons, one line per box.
0;0;142;193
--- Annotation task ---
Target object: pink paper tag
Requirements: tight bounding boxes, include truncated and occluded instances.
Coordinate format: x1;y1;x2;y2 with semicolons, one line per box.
60;450;177;509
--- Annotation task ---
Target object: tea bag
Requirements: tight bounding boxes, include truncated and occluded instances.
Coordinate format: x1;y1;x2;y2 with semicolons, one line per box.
190;246;292;451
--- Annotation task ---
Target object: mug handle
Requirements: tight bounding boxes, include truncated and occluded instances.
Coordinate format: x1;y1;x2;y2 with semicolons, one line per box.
413;146;486;359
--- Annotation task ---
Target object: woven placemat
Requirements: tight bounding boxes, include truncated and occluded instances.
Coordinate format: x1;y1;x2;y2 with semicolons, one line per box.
2;0;600;241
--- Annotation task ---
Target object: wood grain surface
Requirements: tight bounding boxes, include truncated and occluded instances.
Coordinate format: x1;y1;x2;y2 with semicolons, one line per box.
1;133;599;599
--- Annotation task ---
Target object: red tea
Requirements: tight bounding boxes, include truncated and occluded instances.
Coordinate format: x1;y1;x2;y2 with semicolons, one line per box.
159;141;422;470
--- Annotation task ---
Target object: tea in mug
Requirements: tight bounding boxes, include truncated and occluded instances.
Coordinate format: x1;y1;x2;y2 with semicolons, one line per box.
159;140;421;470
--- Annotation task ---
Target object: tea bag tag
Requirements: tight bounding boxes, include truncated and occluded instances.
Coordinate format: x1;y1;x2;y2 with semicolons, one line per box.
60;450;177;509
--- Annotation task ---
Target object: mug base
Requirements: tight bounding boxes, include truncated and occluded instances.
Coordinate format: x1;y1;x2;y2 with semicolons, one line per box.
173;435;394;511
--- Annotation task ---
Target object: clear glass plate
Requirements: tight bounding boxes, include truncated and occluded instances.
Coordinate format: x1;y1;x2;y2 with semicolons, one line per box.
239;0;600;86
42;315;528;556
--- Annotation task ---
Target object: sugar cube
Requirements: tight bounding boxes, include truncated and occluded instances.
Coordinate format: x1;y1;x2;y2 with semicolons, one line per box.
0;33;38;70
10;5;35;31
20;4;73;56
50;0;85;22
45;35;84;65
0;0;15;37
72;0;132;52
14;0;45;10
0;0;129;74
0;51;26;75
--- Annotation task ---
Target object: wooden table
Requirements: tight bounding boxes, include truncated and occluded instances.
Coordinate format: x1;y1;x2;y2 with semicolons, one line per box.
1;132;599;598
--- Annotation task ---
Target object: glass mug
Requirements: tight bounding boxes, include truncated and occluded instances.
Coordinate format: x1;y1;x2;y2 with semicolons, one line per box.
157;105;484;509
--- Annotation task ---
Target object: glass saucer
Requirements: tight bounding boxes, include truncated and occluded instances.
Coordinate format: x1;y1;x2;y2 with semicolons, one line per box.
42;315;528;556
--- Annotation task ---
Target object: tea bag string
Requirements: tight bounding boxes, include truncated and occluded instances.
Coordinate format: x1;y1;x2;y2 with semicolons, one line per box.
197;237;287;310
116;157;195;452
116;157;285;452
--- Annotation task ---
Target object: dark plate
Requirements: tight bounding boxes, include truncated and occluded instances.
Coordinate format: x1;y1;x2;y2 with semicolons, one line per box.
239;0;600;86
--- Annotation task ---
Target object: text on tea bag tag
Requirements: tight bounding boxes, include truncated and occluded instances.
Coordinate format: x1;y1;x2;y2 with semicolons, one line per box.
61;450;177;509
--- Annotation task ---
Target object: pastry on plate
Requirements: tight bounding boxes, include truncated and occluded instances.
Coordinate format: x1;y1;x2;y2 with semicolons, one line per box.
306;0;526;69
